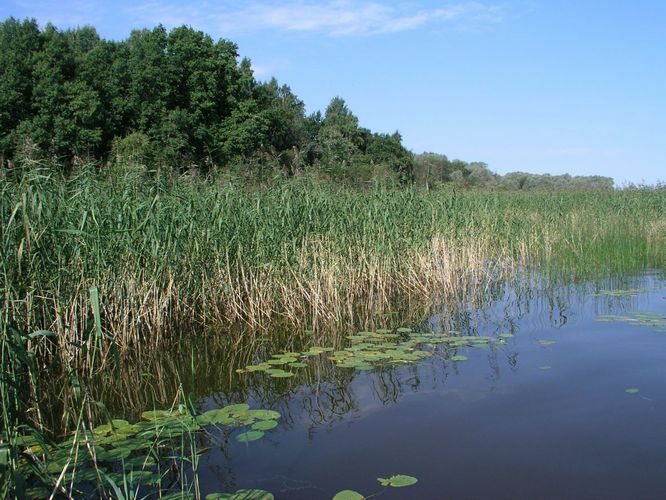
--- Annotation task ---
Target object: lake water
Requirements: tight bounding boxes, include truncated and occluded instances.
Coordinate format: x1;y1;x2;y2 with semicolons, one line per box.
181;271;666;499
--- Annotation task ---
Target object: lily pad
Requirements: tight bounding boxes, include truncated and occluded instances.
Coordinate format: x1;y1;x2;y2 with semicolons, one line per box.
451;355;468;362
333;490;364;500
226;403;251;414
377;474;418;488
538;340;557;346
625;388;640;394
251;420;278;431
248;409;281;421
236;430;264;443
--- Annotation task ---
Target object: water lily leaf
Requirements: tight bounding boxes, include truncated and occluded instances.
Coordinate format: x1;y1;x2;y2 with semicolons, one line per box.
625;388;640;394
267;358;296;365
141;410;176;421
451;355;468;362
197;409;236;426
499;333;514;339
269;370;294;378
226;403;250;413
288;362;307;368
377;474;418;487
539;365;552;370
236;430;264;443
538;340;556;346
246;363;271;372
247;409;281;420
252;420;278;431
333;490;364;500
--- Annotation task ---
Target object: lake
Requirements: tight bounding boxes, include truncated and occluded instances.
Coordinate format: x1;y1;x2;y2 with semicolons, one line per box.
141;270;666;499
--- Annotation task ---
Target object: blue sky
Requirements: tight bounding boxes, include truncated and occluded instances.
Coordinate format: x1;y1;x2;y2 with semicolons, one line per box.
3;1;665;184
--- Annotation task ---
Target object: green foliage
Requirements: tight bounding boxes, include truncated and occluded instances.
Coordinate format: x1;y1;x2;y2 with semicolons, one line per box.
0;18;413;183
377;474;418;487
414;153;615;190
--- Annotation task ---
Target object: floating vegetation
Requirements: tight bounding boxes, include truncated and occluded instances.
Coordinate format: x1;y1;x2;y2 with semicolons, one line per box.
236;430;265;443
17;403;281;496
539;365;552;370
377;474;419;487
334;473;418;498
597;312;666;331
241;329;503;376
333;490;365;500
538;340;557;346
625;388;640;394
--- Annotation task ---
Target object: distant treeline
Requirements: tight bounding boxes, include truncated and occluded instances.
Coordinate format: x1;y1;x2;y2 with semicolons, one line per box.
1;17;613;189
414;153;615;190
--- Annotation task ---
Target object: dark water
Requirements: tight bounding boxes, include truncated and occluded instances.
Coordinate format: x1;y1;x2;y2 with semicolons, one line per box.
187;273;666;498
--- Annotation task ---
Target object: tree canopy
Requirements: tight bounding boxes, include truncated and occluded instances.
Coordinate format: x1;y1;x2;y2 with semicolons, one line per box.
0;18;413;183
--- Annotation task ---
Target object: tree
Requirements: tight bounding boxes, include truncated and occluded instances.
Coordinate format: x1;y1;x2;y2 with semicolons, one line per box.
317;97;364;171
0;18;42;160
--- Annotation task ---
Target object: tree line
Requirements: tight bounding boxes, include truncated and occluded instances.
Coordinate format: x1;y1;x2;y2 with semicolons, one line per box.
1;17;613;189
413;153;614;190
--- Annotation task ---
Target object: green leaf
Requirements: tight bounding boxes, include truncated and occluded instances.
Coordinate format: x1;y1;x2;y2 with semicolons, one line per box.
333;490;364;500
377;474;418;487
251;420;278;431
236;430;264;443
625;388;640;394
247;409;281;421
451;355;468;362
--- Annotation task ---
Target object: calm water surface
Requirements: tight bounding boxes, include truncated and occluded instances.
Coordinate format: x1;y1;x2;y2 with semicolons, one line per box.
188;272;666;499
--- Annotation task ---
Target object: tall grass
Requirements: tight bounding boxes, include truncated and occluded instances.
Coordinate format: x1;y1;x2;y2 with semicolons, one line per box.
2;162;665;363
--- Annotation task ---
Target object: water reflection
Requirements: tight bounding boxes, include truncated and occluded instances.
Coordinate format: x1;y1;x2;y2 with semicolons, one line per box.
50;270;664;427
39;269;666;497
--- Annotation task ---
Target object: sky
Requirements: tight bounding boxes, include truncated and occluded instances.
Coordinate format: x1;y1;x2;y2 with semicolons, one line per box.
2;1;665;185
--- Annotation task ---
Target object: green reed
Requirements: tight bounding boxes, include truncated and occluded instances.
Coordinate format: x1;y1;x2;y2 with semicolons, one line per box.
2;163;665;358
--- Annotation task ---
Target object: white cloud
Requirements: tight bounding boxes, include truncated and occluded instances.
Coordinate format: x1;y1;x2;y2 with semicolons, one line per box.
125;1;504;37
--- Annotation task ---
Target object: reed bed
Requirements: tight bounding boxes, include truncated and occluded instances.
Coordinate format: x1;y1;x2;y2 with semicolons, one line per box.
2;164;666;367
